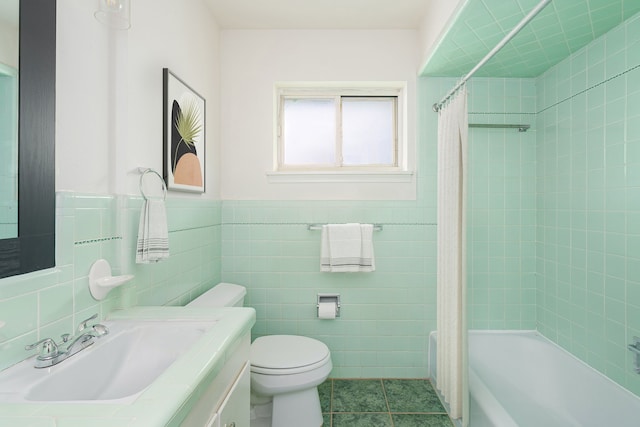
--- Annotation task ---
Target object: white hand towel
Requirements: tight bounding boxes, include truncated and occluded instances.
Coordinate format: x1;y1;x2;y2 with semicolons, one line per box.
136;199;169;264
360;223;375;272
320;223;375;272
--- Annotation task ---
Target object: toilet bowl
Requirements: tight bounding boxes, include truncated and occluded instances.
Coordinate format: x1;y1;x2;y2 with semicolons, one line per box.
187;283;332;427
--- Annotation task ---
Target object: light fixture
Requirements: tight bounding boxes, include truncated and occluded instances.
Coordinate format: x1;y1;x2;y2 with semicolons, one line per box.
94;0;131;30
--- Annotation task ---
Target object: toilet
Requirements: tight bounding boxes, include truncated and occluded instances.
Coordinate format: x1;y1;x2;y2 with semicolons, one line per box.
188;283;332;427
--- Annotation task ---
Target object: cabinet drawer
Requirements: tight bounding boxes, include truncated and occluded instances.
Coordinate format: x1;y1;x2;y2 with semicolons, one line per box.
218;363;250;427
180;333;250;427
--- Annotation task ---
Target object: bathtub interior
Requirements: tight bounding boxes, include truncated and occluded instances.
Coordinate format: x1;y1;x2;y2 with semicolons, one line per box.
468;367;518;427
431;330;640;427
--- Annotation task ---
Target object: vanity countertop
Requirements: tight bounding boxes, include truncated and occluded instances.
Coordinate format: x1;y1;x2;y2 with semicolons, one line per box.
0;306;255;426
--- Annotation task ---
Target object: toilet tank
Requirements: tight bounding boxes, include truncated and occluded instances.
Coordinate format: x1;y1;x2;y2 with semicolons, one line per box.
187;283;246;308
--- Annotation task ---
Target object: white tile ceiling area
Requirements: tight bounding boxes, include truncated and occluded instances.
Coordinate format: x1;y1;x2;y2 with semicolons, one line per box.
203;0;434;29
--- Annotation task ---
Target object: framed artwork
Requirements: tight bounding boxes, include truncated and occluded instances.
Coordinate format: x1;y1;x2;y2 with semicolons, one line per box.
163;68;206;193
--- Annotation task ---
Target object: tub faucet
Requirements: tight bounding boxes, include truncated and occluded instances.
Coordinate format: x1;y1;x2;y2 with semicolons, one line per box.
24;313;109;368
64;330;98;356
24;338;60;363
77;313;98;333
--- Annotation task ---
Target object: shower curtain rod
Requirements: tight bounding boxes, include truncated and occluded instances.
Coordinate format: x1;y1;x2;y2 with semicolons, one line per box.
432;0;553;112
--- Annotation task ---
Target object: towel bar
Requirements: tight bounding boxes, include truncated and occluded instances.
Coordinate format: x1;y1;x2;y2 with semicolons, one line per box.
307;223;383;231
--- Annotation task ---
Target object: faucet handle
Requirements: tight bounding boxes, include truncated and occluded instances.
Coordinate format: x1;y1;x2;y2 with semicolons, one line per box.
92;323;109;337
25;338;59;359
77;313;98;332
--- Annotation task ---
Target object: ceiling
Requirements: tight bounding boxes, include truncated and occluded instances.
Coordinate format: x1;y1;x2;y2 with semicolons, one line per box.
203;0;433;29
1;0;630;80
421;0;640;77
204;0;639;78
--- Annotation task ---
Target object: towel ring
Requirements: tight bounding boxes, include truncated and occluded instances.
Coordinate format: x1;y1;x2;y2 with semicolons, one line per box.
139;168;167;201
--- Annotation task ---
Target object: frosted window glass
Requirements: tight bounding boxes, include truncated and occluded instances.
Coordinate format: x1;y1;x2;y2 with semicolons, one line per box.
342;98;395;166
283;98;336;165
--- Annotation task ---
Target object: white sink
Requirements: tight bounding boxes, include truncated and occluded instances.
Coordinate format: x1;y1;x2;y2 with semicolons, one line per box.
0;319;214;403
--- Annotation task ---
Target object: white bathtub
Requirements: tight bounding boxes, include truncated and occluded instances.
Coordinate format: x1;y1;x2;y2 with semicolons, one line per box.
467;331;640;427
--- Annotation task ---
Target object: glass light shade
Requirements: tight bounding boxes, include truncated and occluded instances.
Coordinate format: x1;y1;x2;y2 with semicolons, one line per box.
94;0;131;30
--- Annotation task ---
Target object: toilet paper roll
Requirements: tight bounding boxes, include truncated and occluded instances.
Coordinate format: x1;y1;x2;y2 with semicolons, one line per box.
318;302;337;319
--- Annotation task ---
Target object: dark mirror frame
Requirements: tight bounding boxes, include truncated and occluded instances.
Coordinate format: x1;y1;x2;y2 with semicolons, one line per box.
0;0;56;279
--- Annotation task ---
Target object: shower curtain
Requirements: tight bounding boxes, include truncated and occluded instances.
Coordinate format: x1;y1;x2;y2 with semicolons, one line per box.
436;86;468;423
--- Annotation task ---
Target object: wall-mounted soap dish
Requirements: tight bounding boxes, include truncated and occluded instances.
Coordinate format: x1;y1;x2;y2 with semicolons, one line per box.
89;259;134;301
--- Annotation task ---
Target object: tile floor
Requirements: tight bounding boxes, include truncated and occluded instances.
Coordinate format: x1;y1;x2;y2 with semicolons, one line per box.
318;378;454;427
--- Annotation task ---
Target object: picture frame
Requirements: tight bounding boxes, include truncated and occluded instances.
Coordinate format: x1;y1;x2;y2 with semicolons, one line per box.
163;68;206;193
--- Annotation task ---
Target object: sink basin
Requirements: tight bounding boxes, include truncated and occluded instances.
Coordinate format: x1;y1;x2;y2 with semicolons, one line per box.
0;319;214;403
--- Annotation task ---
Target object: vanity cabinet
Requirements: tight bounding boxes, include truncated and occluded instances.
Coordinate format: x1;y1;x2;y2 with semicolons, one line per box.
0;308;256;426
214;363;250;427
181;333;251;427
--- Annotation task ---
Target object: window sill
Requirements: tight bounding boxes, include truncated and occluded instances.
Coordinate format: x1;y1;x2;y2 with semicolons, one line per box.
266;170;414;183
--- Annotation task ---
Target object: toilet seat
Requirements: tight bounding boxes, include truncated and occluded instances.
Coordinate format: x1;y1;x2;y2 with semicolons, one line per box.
251;335;330;375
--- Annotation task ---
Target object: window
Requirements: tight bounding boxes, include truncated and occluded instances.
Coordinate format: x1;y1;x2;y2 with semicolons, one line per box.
275;84;406;176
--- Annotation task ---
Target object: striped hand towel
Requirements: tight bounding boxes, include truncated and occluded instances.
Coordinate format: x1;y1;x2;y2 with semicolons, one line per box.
320;223;375;272
136;199;169;263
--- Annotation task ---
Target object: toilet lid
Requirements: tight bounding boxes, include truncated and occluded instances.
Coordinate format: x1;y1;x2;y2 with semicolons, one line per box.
251;335;330;370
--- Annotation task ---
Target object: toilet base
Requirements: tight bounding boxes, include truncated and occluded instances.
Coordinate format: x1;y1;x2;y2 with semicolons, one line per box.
251;387;323;427
272;387;323;427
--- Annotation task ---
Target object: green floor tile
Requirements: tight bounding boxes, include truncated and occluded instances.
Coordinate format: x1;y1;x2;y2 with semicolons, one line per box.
383;379;446;413
321;378;454;427
332;379;388;412
392;413;455;427
318;380;332;413
332;412;393;427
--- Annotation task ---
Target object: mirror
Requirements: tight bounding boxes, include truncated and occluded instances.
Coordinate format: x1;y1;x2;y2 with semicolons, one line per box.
0;1;18;239
0;0;56;279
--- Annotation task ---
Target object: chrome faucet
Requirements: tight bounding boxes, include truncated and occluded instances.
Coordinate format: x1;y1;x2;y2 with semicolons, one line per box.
25;314;109;368
77;313;97;333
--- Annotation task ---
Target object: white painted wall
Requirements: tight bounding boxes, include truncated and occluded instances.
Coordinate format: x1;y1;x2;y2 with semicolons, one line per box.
0;20;18;68
56;0;221;199
418;0;465;74
220;29;418;200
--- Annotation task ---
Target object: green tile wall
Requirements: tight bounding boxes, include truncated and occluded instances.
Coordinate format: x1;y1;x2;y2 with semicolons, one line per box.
459;11;640;396
536;11;640;395
0;192;221;371
423;76;539;332
466;78;538;330
221;201;437;378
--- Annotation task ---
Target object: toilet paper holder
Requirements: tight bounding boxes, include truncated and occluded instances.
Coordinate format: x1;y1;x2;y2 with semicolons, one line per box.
317;293;341;318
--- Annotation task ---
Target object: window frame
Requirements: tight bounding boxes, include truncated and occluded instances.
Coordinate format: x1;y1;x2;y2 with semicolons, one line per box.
273;82;408;179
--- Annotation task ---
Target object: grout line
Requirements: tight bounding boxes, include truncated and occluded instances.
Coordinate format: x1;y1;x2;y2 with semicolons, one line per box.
224;222;437;227
74;236;122;245
379;379;395;427
466;62;640;121
537;63;640;114
329;379;333;427
326;378;454;425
